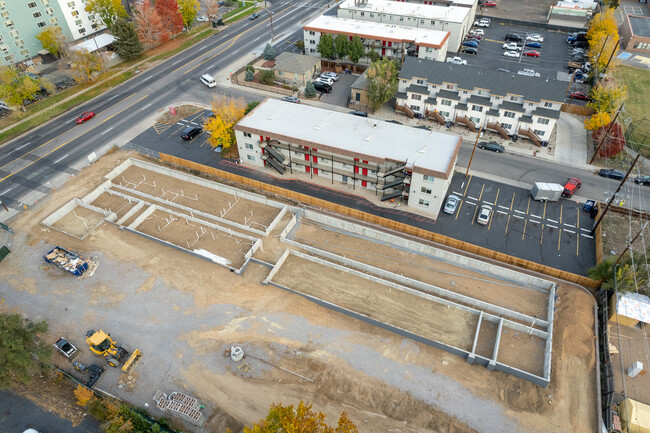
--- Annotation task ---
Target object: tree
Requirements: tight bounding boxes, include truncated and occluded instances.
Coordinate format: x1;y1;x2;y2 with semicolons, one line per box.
304;81;316;98
74;385;95;406
588;32;619;69
156;0;184;37
295;40;305;53
366;58;399;111
584;111;611;131
0;67;41;106
259;70;275;85
35;26;67;57
588;80;627;115
0;313;50;388
334;33;349;63
133;0;167;49
348;35;364;64
263;43;276;60
245;68;254;81
243;401;358;433
203;94;246;149
316;33;335;60
587;8;618;41
85;0;128;30
65;48;105;83
204;0;220;19
366;49;380;63
178;0;200;29
112;18;142;60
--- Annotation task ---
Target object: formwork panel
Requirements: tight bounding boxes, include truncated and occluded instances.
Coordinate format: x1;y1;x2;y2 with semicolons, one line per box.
270;253;478;352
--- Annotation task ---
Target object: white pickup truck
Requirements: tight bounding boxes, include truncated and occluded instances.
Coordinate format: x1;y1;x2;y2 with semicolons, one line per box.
446;56;467;66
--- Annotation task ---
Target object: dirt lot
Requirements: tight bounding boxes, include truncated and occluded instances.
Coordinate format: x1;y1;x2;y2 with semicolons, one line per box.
0;150;597;433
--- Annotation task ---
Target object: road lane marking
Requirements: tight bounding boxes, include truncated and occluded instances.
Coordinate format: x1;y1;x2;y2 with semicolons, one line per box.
9;142;31;153
101;127;114;135
107;95;119;101
142;76;152;81
232;49;240;54
1;188;12;195
0;95;148;184
140;103;152;111
172;59;183;65
464;175;472;196
53;154;68;164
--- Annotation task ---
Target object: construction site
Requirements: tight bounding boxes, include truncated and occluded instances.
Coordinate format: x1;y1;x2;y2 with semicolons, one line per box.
0;151;598;433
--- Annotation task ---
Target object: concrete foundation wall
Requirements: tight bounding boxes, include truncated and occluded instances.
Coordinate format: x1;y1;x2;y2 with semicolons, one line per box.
42;199;78;227
41;198;116;240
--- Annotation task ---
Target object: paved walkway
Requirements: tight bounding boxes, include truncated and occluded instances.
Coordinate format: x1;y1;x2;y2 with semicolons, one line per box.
555;112;590;169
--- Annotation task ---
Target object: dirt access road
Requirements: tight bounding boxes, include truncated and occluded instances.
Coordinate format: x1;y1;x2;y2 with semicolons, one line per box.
0;150;597;433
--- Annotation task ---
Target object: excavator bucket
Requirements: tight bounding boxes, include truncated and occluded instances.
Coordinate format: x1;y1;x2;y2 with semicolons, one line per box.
121;349;142;374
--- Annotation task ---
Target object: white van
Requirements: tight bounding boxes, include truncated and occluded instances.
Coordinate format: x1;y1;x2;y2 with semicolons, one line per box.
199;74;216;88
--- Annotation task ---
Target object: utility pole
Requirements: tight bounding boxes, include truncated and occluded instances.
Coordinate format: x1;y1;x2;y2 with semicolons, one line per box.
591;152;641;234
602;40;620;75
590;103;624;164
594;34;609;68
465;123;484;178
613;222;648;267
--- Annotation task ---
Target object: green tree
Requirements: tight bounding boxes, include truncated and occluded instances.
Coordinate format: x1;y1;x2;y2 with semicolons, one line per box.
243;401;358;433
366;58;399;111
295;40;305;53
65;48;105;83
245;68;254;81
178;0;201;29
587;256;615;288
35;26;67;57
85;0;128;30
0;67;41;106
263;43;276;60
348;35;364;64
316;33;335;59
366;49;380;63
112;18;143;60
245;101;259;114
259;69;275;85
0;313;50;388
304;81;316;98
334;33;349;62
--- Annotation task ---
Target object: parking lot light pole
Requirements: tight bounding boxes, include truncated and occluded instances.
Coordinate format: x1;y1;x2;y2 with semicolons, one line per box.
465;123;484;178
264;9;274;40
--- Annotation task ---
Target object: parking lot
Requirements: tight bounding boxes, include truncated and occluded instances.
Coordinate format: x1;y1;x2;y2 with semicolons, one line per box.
436;172;596;274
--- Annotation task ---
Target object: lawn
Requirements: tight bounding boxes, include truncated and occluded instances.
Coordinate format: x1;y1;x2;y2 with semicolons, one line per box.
616;65;650;155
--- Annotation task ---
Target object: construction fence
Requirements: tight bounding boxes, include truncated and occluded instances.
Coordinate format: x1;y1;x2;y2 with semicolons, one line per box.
158;153;601;290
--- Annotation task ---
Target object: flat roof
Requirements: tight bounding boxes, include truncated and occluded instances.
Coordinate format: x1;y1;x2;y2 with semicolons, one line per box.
629;15;650;38
235;98;461;178
617;292;650;324
304;15;450;48
338;0;470;23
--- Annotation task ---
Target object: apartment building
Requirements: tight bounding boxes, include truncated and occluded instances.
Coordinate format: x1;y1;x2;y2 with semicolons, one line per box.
337;0;472;51
234;98;462;218
395;58;567;145
303;15;449;63
0;0;105;66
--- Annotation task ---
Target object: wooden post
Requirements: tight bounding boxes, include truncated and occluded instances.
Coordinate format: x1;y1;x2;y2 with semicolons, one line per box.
613;222;648;267
465;123;484;178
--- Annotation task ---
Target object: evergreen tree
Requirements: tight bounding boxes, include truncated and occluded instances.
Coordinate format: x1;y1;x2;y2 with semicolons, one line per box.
263;43;276;60
304;81;316;98
245;68;254;81
112;18;143;60
0;314;50;388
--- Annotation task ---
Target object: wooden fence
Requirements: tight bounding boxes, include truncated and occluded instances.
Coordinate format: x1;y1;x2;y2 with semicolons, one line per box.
561;103;594;116
159;153;601;289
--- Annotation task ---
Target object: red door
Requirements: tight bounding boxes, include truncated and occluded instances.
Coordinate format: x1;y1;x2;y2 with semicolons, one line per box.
362;160;368;187
305;153;310;173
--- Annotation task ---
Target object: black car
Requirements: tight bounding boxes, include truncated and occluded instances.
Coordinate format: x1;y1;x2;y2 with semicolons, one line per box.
461;47;478;54
505;33;523;42
598;168;625;180
478;141;505;152
181;126;202;140
574;40;589;48
349;110;368;117
312;81;332;93
249;12;260;20
635;175;650;185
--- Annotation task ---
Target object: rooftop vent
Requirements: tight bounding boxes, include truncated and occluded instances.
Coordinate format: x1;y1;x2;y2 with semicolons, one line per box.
364;135;373;142
314;124;321;130
418;146;427;154
267;114;275;120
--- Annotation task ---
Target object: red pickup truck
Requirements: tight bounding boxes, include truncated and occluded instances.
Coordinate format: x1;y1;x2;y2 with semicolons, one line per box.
562;177;582;197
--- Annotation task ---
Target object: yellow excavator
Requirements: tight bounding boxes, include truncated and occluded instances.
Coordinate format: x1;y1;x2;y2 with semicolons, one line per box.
85;329;142;373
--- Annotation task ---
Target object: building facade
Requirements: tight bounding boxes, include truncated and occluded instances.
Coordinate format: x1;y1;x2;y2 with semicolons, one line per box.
234;98;461;218
395;58;566;145
303;16;449;63
336;0;472;52
620;15;650;53
0;0;105;66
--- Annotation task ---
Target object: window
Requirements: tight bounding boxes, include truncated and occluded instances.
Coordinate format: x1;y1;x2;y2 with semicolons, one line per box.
425;47;433;52
37;21;46;27
20;49;28;56
399;16;404;21
411;94;421;101
75;19;82;25
0;35;3;42
91;23;99;30
534;129;545;137
4;54;13;62
247;155;255;161
544;101;553;108
9;30;18;37
4;20;13;27
309;39;315;44
416;79;424;85
0;11;7;18
41;0;50;4
446;84;453;90
430;20;435;25
528;103;534;107
410;105;420;111
418;199;430;207
50;17;58;24
470;117;481;124
243;132;251;138
71;10;79;16
440;99;452;106
245;143;254;150
360;11;364;16
472;105;483;112
46;7;54;14
423;174;435;182
33;12;42;18
369;13;374;17
0;44;7;52
28;1;38;7
67;1;75;6
15;40;23;47
502;123;512;130
309;31;315;35
503;111;515;118
88;14;95;20
537;118;550;125
78;27;86;34
420;186;432;194
439;111;449;118
510;95;518;101
420;19;424;24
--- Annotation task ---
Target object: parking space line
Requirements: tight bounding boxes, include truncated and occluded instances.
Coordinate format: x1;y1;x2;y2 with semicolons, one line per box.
455;200;463;220
478;184;485;202
468;196;478;201
581;228;591;233
522;220;527;240
169;124;186;137
497;210;508;215
564;224;576;228
493;188;500;209
514;209;525;214
564;229;575;234
540;223;544;245
453;190;463;196
526;196;531;216
513;214;524;220
466;201;477;206
547;224;558;229
576;212;580;256
560;205;563;224
510;192;515;210
472;203;478;225
558;229;562;251
499;205;509;210
529;219;540;224
463;175;472;196
543;201;547;220
530;214;541;219
548;219;558;223
488;212;494;230
581;234;594;239
505;214;511;234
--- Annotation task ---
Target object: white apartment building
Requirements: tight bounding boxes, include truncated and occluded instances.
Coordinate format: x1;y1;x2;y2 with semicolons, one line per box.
303;15;449;63
395;58;566;145
234;98;462;218
394;0;478;23
337;0;472;52
57;0;106;40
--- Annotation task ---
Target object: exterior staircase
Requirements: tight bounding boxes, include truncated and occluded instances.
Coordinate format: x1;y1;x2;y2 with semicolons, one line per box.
454;115;476;132
487;121;509;140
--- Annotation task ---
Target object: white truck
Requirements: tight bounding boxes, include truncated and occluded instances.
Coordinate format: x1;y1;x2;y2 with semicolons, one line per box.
446;56;467;65
530;182;563;201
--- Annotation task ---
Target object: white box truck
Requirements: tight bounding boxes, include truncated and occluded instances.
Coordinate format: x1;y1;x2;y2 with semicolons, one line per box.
530;182;563;201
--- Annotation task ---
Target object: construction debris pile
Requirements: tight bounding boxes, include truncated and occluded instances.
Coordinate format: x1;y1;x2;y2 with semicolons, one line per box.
153;390;205;426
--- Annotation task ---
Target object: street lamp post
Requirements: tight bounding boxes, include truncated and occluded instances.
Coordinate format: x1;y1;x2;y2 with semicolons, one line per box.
264;9;274;40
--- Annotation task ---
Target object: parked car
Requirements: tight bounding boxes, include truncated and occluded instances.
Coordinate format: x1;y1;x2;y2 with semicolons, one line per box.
181;126;202;140
314;77;334;86
443;195;460;215
574;40;589;48
349;110;368;117
525;42;542;48
462;40;479;48
503;43;522;51
634;175;650;185
523;50;540;57
461;47;478;54
562;177;582;197
503;51;519;57
478;141;504;152
477;205;493;225
249;12;259;19
75;111;95;124
467;32;483;40
281;96;300;103
320;72;339;81
312;81;332;93
598;168;625;180
465;37;481;44
482;1;497;6
526;34;544;42
447;56;467;65
474;20;490;27
570;91;590;101
505;33;523;42
470;28;485;35
199;73;217;88
197;16;208;22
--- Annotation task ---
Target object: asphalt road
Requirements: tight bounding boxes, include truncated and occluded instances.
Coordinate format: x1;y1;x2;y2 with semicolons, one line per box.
0;390;101;433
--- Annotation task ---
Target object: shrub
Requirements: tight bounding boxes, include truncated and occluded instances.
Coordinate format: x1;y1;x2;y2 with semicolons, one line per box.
245;68;254;81
262;43;276;60
259;69;275;85
304;81;316;98
246;65;255;73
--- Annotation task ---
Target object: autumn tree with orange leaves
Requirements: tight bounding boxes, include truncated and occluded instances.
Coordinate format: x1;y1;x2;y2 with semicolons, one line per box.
242;401;358;433
156;0;184;37
203;94;247;149
133;0;167;48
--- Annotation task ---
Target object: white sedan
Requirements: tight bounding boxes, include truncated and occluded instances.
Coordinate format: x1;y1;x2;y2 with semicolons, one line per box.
503;51;520;57
502;43;522;51
526;34;544;42
197;16;208;22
